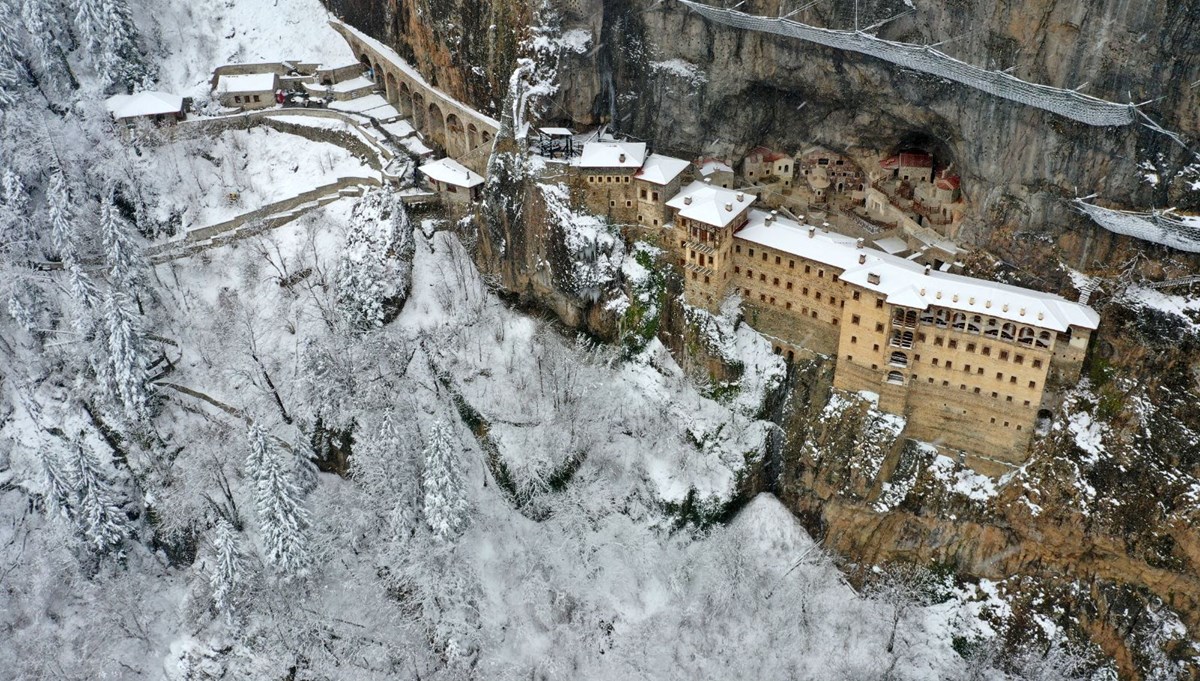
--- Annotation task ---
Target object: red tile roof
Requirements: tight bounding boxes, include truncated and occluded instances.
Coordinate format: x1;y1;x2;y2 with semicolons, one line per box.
880;152;933;170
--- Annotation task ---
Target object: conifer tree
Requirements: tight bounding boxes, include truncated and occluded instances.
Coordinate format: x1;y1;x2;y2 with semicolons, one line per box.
422;420;468;543
334;189;414;331
40;446;76;520
255;444;312;578
99;189;144;296
21;0;69;90
209;517;244;624
0;169;32;252
74;0;147;90
47;170;77;262
0;0;25;83
69;437;129;554
245;422;273;485
102;290;150;422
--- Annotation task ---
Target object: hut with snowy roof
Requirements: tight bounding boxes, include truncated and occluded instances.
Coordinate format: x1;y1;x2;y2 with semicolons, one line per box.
420;157;484;205
104;91;186;128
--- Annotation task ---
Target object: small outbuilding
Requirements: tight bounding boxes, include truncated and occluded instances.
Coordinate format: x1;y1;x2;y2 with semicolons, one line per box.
104;91;186;127
420;157;485;205
215;72;279;109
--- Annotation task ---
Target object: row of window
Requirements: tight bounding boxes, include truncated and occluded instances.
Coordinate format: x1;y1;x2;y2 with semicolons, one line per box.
587;175;631;184
733;267;845;307
874;328;1045;366
742;288;839;324
232;94;262;104
848;341;1043;386
638;188;661;202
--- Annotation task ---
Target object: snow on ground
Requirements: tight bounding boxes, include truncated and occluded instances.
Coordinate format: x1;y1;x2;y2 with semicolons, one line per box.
134;0;355;98
928;454;999;502
1120;284;1200;332
137;126;373;231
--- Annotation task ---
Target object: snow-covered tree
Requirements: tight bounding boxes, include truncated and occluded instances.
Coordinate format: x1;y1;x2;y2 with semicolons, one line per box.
67;261;102;335
245;422;273;485
47;169;77;262
99;189;145;295
0;0;26;83
421;420;468;543
20;0;70;90
209;517;244;624
254;440;312;578
40;446;76;520
334;189;414;332
69;436;129;555
101;290;151;422
74;0;148;90
0;168;32;252
352;407;421;543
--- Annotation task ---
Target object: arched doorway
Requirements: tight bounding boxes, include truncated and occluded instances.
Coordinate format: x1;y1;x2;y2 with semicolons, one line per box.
481;130;492;146
398;81;413;117
445;113;465;157
467;123;479;151
412;92;426;132
426;102;446;151
385;72;398;104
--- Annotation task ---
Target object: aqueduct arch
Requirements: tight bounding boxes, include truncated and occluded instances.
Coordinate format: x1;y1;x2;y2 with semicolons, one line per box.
445;113;465;157
426;102;447;151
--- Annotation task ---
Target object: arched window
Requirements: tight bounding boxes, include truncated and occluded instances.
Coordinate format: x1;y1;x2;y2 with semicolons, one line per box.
969;315;982;334
1036;330;1052;348
889;330;914;349
952;312;967;330
1001;322;1016;341
934;309;950;328
1018;327;1034;345
984;317;999;337
886;370;905;385
889;351;908;368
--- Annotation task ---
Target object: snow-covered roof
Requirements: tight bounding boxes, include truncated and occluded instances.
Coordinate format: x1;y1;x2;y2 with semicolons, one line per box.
666;180;755;228
747;146;789;163
420;157;484;188
577;142;646;169
217;72;278;94
873;236;909;255
735;209;1099;332
635;153;690;185
697;158;734;175
104;91;183;119
539;127;574;136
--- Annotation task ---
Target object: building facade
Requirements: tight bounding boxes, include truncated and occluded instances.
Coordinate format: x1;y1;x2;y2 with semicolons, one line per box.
565;142;1098;474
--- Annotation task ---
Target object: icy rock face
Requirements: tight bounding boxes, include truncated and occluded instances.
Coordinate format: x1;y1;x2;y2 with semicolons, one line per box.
327;0;1200;269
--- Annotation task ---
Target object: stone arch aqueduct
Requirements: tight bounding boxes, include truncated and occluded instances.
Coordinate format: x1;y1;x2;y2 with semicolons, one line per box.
330;21;500;170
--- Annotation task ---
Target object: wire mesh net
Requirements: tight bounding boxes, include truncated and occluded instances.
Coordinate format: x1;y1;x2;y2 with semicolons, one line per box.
1073;200;1200;253
680;0;1136;127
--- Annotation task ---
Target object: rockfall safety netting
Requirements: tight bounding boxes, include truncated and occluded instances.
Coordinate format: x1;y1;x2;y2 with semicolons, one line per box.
1072;200;1200;253
679;0;1137;127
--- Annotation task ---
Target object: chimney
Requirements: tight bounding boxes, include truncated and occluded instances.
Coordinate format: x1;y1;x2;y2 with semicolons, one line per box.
725;203;733;212
858;253;866;264
736;192;745;202
808;226;816;238
856;238;864;250
684;196;692;205
765;213;774;225
704;177;712;184
924;264;931;275
619;153;626;163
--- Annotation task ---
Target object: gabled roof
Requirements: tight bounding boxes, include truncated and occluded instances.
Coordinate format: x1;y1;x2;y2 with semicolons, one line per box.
420;158;484;188
635;154;690;185
734;209;1099;332
666;180;755;228
935;175;961;190
577;141;646;169
105;91;183;119
539;127;574;136
216;72;278;94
